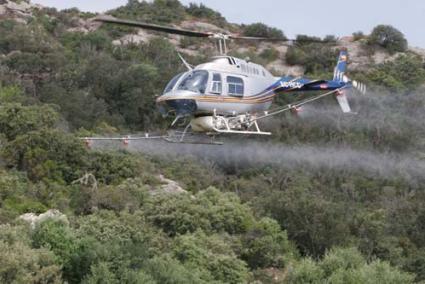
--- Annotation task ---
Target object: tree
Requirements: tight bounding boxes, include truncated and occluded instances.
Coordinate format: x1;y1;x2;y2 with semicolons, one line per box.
368;54;425;92
0;224;63;283
145;187;255;236
0;103;59;141
241;217;297;269
143;255;205;284
83;262;119;284
185;3;227;27
285;35;338;75
243;23;286;39
172;231;249;283
368;25;408;54
2;129;88;183
256;181;352;257
87;151;145;185
32;220;80;282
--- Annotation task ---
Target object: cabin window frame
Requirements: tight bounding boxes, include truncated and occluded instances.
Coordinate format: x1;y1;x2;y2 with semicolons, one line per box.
210;73;223;95
177;70;209;94
226;76;244;97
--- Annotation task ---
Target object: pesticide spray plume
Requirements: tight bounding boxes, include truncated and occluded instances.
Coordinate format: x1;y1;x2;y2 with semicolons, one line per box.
90;90;425;185
92;139;425;186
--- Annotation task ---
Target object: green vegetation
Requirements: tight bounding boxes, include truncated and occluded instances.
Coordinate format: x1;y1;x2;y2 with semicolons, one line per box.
366;54;425;93
0;1;425;283
113;0;186;24
352;31;366;41
243;23;287;40
285;35;338;76
186;3;227;27
368;25;408;54
288;247;414;283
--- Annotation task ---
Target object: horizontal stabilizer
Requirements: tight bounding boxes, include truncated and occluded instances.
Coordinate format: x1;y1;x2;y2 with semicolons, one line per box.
335;91;351;113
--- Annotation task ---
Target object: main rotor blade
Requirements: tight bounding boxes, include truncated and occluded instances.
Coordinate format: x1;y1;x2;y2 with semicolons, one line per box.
229;35;336;43
95;16;212;38
95;16;337;44
228;35;291;42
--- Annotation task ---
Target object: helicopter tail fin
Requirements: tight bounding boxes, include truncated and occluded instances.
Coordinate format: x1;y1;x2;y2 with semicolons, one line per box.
333;50;354;113
335;89;351;113
333;49;348;82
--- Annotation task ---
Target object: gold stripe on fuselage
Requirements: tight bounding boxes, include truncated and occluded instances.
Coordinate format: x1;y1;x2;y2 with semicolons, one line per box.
156;85;302;105
157;92;277;105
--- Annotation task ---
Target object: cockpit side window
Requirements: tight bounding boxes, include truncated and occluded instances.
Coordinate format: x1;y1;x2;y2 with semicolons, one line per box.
178;70;209;94
227;76;244;97
211;73;222;95
163;73;184;94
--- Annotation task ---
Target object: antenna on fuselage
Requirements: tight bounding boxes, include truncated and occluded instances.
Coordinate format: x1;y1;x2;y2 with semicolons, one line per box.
177;52;193;71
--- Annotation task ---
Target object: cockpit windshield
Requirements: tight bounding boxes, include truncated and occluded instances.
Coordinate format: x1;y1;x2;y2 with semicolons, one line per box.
163;72;184;94
177;70;209;94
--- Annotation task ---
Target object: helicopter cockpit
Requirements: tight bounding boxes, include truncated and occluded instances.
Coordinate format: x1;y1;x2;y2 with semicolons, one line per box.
162;70;209;96
158;70;210;117
158;68;248;117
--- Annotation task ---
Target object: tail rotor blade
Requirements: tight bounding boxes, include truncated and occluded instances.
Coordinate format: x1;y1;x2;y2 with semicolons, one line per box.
352;80;367;95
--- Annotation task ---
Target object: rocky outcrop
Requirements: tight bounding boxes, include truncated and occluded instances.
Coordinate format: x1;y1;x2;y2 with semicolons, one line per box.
180;20;225;34
19;209;69;229
67;16;102;34
154;175;187;195
112;29;153;45
0;0;41;22
2;0;424;75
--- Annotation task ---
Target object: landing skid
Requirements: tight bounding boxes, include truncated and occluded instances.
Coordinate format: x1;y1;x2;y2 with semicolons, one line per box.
213;120;271;135
165;129;224;145
82;130;224;147
164;136;223;145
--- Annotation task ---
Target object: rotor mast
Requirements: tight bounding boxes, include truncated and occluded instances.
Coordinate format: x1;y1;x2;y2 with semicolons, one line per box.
213;34;229;55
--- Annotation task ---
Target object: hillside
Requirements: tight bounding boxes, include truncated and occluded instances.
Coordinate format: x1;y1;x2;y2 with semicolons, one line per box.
0;0;425;283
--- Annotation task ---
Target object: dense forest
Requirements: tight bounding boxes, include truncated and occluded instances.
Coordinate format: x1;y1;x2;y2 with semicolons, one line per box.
1;0;425;283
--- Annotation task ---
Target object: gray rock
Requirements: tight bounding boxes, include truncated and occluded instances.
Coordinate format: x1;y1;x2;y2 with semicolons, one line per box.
19;209;69;229
154;175;187;195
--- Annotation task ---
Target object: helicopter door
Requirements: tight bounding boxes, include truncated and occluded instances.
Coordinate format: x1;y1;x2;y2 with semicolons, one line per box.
211;73;222;95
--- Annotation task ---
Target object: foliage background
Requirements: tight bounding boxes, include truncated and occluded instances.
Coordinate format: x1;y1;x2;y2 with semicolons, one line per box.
0;0;424;283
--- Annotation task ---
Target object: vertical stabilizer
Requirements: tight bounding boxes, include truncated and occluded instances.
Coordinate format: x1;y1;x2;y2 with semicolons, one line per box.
333;50;348;82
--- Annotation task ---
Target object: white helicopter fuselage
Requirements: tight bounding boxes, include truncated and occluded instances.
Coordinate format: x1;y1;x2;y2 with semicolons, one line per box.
156;56;278;117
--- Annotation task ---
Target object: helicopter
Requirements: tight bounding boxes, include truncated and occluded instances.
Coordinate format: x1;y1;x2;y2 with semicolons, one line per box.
85;16;366;145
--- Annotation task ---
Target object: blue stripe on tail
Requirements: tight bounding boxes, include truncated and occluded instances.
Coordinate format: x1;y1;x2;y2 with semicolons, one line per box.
333;50;348;82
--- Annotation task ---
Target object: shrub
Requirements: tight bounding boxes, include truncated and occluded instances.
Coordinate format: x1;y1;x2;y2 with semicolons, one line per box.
285;35;338;75
172;231;249;283
288;247;415;283
368;54;425;92
352;31;365;41
185;3;227;27
0;224;62;283
0;103;59;141
243;23;286;39
87;151;145;185
259;47;280;63
2;129;88;183
145;187;255;236
368;25;408;54
241;217;296;269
